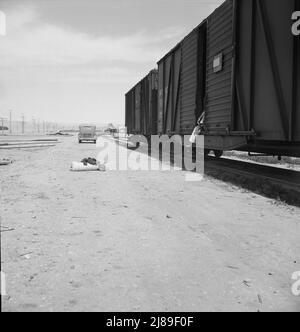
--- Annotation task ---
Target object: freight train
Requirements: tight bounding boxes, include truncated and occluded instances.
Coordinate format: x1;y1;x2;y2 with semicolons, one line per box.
125;0;300;157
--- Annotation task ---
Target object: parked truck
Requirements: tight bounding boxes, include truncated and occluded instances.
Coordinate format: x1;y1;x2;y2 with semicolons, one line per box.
78;125;97;144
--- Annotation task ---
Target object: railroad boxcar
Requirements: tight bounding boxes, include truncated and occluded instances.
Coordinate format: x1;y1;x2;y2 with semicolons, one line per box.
203;0;300;157
126;0;300;157
125;69;158;136
157;23;206;137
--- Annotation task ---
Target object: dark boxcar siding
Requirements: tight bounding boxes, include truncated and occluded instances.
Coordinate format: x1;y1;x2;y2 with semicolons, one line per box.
126;70;158;135
234;0;252;134
158;52;172;134
173;48;182;133
134;84;141;133
149;71;158;135
158;63;164;133
157;57;167;134
140;77;148;135
205;0;234;132
125;93;129;132
180;30;199;134
196;26;207;123
125;89;135;134
236;0;300;142
297;7;300;143
163;55;172;133
141;70;158;135
145;75;150;135
131;90;136;133
157;47;182;135
157;25;206;135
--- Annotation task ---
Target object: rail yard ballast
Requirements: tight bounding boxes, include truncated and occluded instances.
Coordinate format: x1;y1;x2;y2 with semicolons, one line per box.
125;0;300;158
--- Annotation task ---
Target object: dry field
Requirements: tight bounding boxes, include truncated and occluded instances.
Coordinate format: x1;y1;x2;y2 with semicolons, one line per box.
1;135;299;312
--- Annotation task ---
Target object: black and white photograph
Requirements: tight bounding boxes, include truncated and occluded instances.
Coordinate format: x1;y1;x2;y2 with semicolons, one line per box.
0;0;300;315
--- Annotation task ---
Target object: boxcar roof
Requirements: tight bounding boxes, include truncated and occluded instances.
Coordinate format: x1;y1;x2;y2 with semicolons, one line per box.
157;0;229;64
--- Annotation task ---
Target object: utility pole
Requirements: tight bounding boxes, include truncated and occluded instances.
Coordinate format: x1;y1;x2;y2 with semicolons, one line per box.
21;114;25;134
9;110;12;134
0;117;7;136
32;118;35;134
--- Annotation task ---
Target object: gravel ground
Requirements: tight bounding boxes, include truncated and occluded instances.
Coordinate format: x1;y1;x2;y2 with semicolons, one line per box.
1;135;300;312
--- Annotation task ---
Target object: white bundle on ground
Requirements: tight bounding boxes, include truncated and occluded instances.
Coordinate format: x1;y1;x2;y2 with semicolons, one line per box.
70;161;106;172
0;159;13;166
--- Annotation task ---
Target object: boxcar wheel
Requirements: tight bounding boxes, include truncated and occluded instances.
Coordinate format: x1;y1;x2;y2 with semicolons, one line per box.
214;150;223;158
204;149;210;157
127;142;140;150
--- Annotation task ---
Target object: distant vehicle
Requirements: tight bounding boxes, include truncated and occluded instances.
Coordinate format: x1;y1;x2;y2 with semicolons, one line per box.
48;130;71;136
78;125;97;144
104;123;118;135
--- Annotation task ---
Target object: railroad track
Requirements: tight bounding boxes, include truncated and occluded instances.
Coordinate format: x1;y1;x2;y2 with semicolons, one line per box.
0;139;59;150
107;136;300;206
205;156;300;192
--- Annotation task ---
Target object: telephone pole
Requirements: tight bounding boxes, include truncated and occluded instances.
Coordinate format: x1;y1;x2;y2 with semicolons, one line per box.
21;114;25;134
9;110;12;134
0;117;7;136
32;118;35;134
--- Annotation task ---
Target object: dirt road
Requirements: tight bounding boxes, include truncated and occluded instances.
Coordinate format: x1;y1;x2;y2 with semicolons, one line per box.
1;136;299;312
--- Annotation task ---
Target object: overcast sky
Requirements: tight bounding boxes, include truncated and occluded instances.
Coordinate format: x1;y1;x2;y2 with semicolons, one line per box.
0;0;223;126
